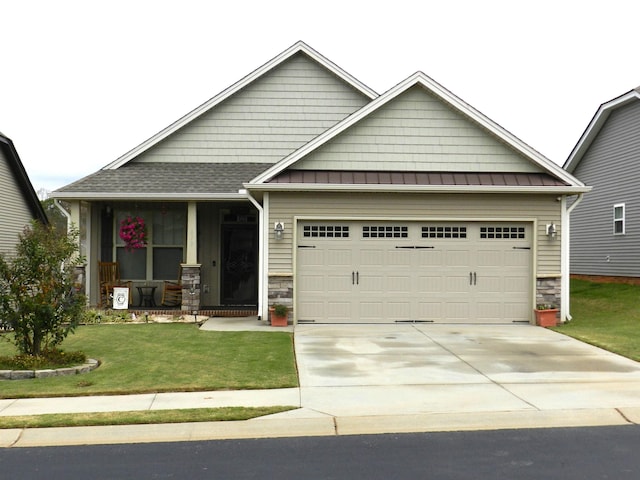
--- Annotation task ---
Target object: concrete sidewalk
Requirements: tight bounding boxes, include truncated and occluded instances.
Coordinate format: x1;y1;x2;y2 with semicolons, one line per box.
3;320;640;447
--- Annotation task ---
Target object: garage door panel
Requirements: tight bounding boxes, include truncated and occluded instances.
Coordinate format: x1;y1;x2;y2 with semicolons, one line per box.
417;275;444;294
503;275;529;294
360;301;386;321
388;276;412;292
476;275;502;293
445;250;470;266
505;250;530;267
386;302;412;321
477;249;504;267
444;303;470;321
360;249;386;267
328;302;353;320
417;250;444;266
445;275;472;294
327;274;350;293
416;301;442;319
327;248;352;266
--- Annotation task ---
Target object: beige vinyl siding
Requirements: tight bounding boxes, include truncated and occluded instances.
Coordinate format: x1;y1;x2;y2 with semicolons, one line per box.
268;192;561;275
295;86;542;173
0;149;36;255
135;53;370;164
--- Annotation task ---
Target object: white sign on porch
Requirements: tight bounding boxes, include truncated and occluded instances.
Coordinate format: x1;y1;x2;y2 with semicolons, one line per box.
112;287;129;310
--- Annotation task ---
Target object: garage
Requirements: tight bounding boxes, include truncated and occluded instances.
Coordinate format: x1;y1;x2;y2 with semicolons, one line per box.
296;221;532;324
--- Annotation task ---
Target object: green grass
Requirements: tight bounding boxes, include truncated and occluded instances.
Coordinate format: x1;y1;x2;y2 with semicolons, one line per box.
554;279;640;361
0;406;296;429
0;323;298;398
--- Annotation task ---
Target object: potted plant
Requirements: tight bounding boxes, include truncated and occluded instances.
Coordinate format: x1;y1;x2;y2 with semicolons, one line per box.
534;304;558;327
269;304;289;327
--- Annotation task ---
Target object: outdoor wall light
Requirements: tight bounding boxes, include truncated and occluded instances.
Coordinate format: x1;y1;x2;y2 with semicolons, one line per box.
546;223;557;239
274;221;285;240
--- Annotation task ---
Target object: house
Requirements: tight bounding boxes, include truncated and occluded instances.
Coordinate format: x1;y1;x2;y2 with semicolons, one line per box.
0;132;48;254
52;41;589;323
564;88;640;280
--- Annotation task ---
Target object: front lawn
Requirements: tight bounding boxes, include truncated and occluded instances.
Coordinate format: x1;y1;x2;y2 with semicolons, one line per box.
555;279;640;361
0;323;298;398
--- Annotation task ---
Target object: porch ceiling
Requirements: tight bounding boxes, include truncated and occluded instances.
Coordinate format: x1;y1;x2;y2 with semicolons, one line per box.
53;163;271;198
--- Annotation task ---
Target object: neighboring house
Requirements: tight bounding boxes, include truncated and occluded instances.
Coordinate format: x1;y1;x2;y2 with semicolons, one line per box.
0;132;48;254
564;89;640;279
52;41;589;323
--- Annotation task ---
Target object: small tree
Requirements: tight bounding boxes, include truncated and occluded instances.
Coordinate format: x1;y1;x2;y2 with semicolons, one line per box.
0;221;86;357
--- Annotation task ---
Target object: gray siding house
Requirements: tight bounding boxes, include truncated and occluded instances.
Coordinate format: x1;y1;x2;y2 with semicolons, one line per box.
0;132;48;255
53;41;589;323
564;89;640;279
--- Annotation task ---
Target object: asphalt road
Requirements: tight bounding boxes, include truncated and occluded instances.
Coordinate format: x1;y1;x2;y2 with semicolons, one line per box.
2;425;640;479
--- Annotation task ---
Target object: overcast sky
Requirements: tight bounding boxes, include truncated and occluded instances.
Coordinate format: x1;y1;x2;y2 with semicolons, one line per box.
2;0;638;194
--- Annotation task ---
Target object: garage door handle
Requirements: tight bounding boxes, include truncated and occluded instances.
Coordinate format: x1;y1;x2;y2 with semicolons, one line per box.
473;272;477;285
357;271;359;285
470;272;477;285
352;271;360;285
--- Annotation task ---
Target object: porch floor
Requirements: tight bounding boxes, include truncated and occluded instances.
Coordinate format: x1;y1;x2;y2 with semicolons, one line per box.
126;305;258;318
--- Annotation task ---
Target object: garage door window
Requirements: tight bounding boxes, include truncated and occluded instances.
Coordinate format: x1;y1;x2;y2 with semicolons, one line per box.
480;226;525;239
422;226;467;239
303;225;349;238
363;226;408;238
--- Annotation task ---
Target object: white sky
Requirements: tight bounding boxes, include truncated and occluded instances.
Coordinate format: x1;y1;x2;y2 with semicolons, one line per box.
2;0;639;193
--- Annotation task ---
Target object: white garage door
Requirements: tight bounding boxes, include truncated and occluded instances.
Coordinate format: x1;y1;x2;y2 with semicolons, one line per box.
296;222;532;324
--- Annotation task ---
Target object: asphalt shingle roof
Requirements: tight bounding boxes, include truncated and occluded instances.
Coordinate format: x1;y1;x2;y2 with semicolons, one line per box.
56;163;271;194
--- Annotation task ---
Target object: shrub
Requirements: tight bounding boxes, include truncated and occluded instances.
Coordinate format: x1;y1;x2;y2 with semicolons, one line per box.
0;221;86;357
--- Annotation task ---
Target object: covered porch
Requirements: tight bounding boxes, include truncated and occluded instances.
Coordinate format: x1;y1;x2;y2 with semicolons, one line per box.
64;199;260;314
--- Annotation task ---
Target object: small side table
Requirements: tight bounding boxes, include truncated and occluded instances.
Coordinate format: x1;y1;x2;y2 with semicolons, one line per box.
136;286;157;307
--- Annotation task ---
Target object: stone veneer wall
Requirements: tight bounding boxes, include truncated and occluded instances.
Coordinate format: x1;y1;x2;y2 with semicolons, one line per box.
536;276;560;311
268;274;293;312
181;264;201;312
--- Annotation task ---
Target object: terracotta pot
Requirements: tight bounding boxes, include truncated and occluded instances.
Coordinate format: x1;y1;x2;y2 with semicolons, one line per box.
269;307;288;327
534;308;558;327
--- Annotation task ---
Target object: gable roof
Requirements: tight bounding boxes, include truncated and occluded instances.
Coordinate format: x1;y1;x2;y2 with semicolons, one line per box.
0;132;48;223
247;72;588;193
564;89;640;173
103;41;378;170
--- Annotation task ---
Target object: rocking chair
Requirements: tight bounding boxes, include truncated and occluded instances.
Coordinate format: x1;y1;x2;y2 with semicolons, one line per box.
98;261;131;308
161;266;183;307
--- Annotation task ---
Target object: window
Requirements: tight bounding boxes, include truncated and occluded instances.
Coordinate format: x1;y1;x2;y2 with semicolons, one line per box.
480;226;525;239
614;204;625;235
115;205;186;280
303;225;349;238
362;225;408;238
422;226;467;239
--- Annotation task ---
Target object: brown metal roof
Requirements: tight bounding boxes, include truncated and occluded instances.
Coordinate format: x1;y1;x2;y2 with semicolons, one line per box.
269;170;569;186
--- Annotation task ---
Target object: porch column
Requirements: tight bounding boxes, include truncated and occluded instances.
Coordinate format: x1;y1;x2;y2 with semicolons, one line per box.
186;201;198;264
182;202;201;312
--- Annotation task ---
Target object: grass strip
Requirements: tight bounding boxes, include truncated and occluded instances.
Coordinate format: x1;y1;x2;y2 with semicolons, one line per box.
0;406;297;429
0;324;298;398
554;279;640;362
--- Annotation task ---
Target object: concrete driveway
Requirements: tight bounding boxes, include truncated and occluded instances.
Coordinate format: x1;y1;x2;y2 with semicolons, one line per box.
293;324;640;419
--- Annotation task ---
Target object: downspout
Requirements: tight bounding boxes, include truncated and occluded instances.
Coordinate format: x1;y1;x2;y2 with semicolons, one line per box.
54;199;72;234
242;189;264;320
561;193;584;322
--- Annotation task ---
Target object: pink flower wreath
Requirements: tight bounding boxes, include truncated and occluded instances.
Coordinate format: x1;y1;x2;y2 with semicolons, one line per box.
119;216;147;251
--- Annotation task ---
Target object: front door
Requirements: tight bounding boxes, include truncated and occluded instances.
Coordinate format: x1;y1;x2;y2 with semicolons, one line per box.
221;225;258;305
